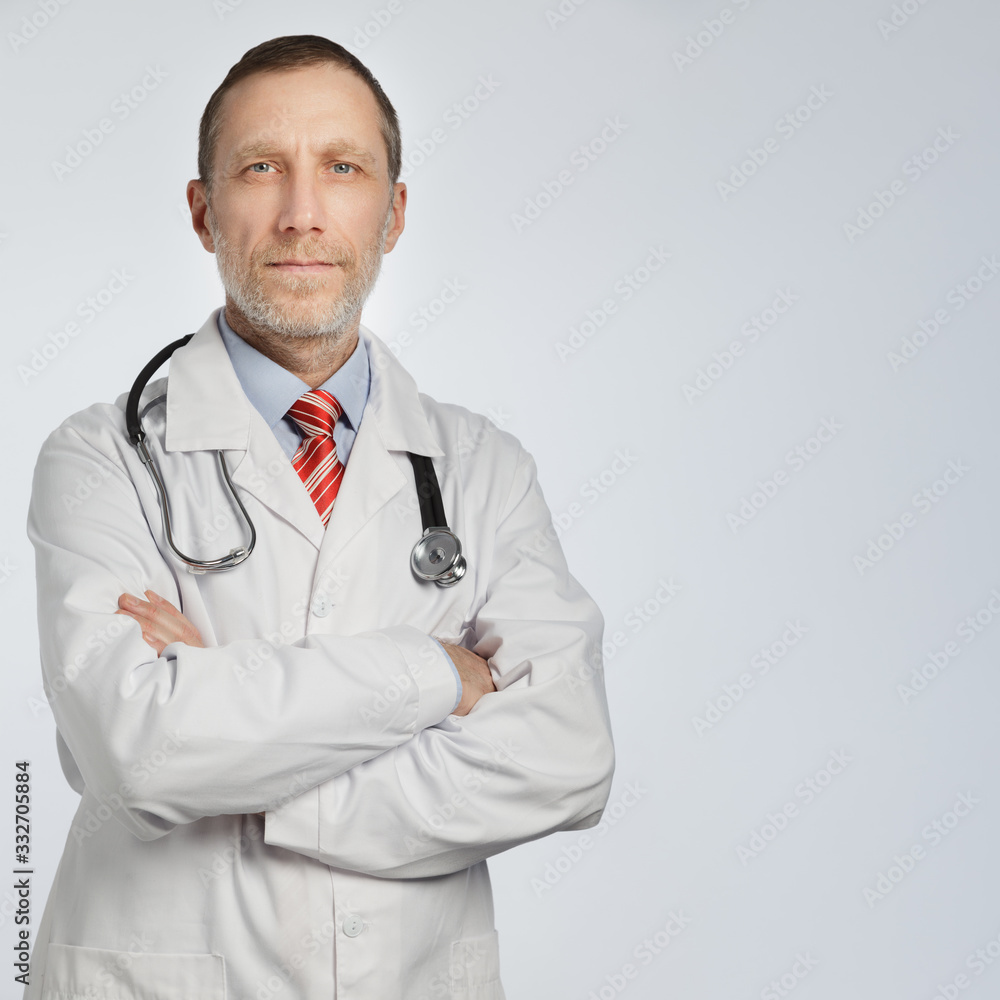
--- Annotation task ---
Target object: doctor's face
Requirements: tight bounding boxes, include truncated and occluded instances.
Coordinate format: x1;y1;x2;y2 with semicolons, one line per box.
190;63;405;341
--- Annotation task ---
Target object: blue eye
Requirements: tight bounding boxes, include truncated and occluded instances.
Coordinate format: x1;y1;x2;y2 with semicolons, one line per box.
249;163;273;173
332;163;353;174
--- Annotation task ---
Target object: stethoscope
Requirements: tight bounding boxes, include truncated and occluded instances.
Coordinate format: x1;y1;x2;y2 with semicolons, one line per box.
125;334;466;587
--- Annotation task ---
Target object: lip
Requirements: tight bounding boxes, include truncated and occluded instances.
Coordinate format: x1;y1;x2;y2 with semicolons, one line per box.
268;259;337;273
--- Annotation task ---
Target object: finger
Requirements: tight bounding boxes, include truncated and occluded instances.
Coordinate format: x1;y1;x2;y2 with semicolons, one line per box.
114;609;143;635
129;596;182;634
138;621;172;653
113;609;166;654
142;593;197;638
118;593;157;618
118;595;204;650
117;604;170;640
115;604;156;629
145;590;184;617
141;632;166;655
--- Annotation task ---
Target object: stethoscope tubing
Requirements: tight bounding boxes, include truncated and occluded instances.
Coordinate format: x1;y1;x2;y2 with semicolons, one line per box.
126;336;464;586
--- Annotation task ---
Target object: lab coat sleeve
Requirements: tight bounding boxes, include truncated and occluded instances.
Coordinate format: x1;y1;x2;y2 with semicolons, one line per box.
27;418;459;842
263;444;616;877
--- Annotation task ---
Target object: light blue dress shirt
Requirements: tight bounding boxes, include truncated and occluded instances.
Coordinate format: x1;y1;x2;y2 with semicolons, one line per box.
217;308;369;464
216;310;462;712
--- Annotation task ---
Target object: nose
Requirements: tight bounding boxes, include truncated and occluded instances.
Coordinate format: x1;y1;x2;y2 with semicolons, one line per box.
276;169;327;235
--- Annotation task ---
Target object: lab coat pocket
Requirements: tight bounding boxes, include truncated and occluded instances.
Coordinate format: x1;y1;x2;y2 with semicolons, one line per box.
448;930;505;999
40;942;227;999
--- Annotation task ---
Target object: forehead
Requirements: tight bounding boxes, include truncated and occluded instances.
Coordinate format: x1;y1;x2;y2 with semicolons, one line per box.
215;63;386;170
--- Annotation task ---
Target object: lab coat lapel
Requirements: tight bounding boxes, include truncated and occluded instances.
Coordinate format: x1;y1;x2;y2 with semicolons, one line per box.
162;312;447;563
313;325;445;581
163;309;325;551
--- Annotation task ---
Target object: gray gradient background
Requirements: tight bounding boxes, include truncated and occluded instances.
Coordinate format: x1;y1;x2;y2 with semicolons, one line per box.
3;0;999;997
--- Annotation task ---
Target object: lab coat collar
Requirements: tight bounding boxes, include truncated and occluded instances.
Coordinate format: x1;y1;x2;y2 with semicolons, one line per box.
163;308;444;459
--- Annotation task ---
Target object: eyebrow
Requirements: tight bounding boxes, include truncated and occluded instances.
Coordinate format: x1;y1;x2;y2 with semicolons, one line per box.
228;138;378;169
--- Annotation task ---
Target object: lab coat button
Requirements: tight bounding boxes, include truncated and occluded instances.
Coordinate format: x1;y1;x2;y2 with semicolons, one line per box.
343;914;364;937
312;594;329;617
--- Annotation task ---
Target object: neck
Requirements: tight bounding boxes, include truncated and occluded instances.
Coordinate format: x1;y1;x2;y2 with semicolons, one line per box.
224;300;359;389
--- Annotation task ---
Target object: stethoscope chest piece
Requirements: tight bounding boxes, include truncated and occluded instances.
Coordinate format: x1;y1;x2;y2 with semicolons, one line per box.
407;452;466;587
411;527;466;587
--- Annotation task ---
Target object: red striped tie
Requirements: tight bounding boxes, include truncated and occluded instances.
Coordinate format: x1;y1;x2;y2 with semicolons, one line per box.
287;390;345;527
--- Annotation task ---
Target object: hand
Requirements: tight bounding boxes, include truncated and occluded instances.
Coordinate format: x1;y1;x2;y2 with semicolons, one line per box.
437;642;496;716
115;590;205;656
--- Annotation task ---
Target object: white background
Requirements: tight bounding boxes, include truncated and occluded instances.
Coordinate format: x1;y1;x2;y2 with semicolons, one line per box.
3;0;1000;997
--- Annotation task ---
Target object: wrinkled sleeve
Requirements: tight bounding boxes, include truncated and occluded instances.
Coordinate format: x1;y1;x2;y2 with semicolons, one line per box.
27;421;458;842
264;445;616;876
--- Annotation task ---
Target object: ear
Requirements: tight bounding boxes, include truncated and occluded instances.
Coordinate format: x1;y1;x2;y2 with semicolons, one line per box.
383;182;407;254
187;179;215;253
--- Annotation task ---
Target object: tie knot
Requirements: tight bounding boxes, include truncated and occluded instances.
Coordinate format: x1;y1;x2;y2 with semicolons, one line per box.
287;389;342;440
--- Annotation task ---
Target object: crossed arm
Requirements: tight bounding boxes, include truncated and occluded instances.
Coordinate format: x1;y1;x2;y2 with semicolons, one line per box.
30;419;614;871
114;590;497;717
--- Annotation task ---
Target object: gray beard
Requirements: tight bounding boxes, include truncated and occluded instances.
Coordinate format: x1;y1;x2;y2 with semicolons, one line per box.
208;202;393;344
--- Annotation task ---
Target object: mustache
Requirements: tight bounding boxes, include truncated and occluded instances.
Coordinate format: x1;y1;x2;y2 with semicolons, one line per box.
255;240;356;267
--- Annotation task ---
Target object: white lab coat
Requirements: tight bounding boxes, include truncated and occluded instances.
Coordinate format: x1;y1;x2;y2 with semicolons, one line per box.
24;309;615;1000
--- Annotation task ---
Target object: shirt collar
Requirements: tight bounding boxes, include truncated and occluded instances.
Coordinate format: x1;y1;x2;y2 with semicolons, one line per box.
217;308;370;432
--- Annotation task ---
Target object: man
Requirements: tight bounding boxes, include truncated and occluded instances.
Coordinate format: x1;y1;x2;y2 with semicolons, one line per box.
25;35;614;999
